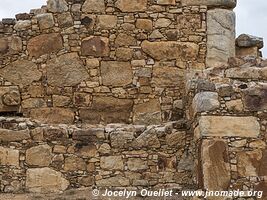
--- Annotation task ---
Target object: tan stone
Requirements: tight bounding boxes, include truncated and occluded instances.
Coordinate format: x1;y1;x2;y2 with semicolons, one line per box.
141;40;199;60
29;108;75;124
127;158;148;171
152;66;184;87
115;33;137;47
133;99;161;125
26;167;69;193
110;131;135;148
136;19;153;31
22;98;46;109
0;38;8;53
98;143;111;154
36;13;55;30
237;150;262;177
75;144;97;157
26;145;52;167
96;176;130;187
73;92;91;107
116;48;133;61
27;33;63;58
0;129;30;142
155;18;172;28
80;176;94;186
47;0;68;13
0;146;19;167
100;156;124;170
157;0;175;5
82;0;105;13
115;0;147;12
81;36;110;56
133;128;160;148
181;0;236;8
9;36;23;53
226;99;244;112
236;46;259;57
0;60;41;87
202;139;230;190
166;131;186;147
64;155;86;171
57;12;73;28
47;53;89;87
0;86;20;112
97;15;117;29
101;61;133;86
53;95;71;107
197;116;260;138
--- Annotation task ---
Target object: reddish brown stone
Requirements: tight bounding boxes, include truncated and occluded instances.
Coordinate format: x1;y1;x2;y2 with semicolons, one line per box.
243;85;267;111
27;33;63;58
81;36;109;57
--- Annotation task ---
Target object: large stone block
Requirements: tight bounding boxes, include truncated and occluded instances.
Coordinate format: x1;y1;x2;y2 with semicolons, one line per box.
47;53;89;87
82;0;105;13
0;146;19;167
101;61;133;86
201;139;230;190
196;116;260;138
64;155;86;171
127;158;148;171
236;34;264;49
79;96;133;124
141;40;199;61
0;129;31;142
0;60;41;87
96;176;130;187
192;92;220;114
133;99;161;125
181;0;236;8
27;33;63;58
242;85;267;111
47;0;68;13
81;36;110;56
115;0;147;12
100;156;124;170
26;145;52;167
36;13;55;30
97;15;117;29
26;168;69;193
0;38;8;53
29;108;75;124
206;9;235;68
152;66;184;87
0;86;20;112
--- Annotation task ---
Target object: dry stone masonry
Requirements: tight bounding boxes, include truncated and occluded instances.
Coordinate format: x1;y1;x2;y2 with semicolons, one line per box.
0;0;266;199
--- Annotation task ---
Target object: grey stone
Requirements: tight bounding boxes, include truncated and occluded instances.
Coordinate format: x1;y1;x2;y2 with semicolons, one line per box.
181;0;236;8
192;92;220;114
236;34;264;49
47;0;69;13
36;13;55;30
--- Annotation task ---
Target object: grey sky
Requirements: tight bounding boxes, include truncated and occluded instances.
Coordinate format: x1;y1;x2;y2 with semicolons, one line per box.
0;0;266;57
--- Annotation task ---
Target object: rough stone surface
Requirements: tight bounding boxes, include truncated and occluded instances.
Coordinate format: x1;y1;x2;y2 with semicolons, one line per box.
36;13;55;30
0;86;21;112
97;15;117;29
0;147;19;167
100;156;124;170
96;176;130;187
82;0;105;13
236;34;264;49
197;116;260;138
141;40;199;61
81;36;110;56
29;108;75;124
0;129;31;142
101;61;133;86
242;85;267;111
26;168;69;193
181;0;236;8
0;60;41;87
47;0;68;13
115;0;147;12
192;92;220;114
206;9;235;68
47;53;89;87
201;139;230;190
27;33;63;58
26;145;52;167
127;158;148;171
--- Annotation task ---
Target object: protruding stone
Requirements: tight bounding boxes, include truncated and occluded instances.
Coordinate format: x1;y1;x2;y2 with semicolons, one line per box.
0;86;20;112
82;0;105;13
57;12;73;28
141;40;199;61
100;156;124;170
81;36;110;57
0;146;19;167
100;61;133;86
181;0;236;8
26;168;69;193
29;108;75;124
192;92;220;114
242;85;267;111
197;116;260;138
47;53;89;87
27;33;63;58
206;9;235;68
0;60;41;86
201;139;230;190
14;20;31;31
47;0;69;13
26;145;52;167
115;0;147;12
236;34;264;49
36;13;55;30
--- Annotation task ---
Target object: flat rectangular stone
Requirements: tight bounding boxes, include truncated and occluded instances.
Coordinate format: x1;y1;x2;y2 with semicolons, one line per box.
0;129;31;142
197;116;260;138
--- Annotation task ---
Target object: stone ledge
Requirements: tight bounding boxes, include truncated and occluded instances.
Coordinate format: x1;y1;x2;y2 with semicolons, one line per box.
195;116;260;138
